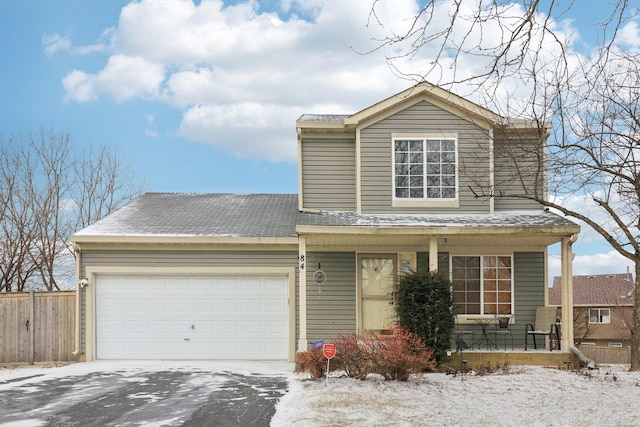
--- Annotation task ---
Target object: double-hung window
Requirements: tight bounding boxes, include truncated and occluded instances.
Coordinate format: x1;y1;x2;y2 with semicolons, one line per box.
589;308;610;324
452;255;513;315
393;135;458;206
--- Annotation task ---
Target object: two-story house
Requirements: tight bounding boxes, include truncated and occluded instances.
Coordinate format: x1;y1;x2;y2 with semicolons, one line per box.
72;83;580;362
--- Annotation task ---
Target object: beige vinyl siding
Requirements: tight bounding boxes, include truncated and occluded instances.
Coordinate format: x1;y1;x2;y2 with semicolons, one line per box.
493;135;545;211
301;138;356;210
79;249;298;354
305;252;356;343
360;101;492;214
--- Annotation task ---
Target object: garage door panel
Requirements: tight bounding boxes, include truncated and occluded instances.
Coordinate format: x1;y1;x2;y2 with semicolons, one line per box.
147;298;170;312
265;299;286;313
242;299;262;313
265;320;287;334
218;320;239;334
217;278;240;292
218;299;239;313
95;274;289;360
194;299;215;312
123;320;143;333
171;299;191;313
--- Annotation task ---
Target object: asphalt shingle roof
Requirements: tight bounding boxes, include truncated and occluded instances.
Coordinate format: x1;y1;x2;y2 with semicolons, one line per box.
75;193;301;238
549;273;635;306
74;192;580;239
297;114;350;122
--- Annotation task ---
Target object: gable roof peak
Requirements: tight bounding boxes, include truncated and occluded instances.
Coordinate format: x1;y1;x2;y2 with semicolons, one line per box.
344;81;504;128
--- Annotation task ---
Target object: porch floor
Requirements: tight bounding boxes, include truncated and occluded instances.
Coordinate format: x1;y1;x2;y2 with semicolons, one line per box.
443;348;578;371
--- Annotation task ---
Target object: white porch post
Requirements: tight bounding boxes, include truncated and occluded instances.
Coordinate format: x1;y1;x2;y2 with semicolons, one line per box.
429;238;438;272
297;236;308;352
560;235;576;350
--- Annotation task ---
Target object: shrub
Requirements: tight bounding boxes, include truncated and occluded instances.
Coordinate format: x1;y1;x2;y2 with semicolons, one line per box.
368;325;436;381
395;269;455;363
297;346;328;379
333;332;371;380
329;326;435;381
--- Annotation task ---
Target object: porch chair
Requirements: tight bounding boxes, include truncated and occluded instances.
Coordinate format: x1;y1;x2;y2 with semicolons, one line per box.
524;307;561;351
454;317;474;351
492;316;513;350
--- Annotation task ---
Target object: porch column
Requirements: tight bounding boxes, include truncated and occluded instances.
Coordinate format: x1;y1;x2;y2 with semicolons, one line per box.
560;235;577;350
297;236;308;352
429;238;438;272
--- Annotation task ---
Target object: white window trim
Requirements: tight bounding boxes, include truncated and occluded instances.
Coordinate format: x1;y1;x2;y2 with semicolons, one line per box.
588;307;611;324
391;133;460;208
451;254;515;319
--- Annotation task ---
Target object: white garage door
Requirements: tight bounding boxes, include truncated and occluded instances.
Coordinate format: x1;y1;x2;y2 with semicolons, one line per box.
95;274;289;360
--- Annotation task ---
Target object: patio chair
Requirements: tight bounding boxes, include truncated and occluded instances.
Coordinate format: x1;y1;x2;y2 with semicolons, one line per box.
525;307;560;351
454;318;474;351
492;316;513;350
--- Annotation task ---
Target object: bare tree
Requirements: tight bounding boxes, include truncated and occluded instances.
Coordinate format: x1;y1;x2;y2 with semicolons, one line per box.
367;1;640;367
72;144;146;230
0;130;146;292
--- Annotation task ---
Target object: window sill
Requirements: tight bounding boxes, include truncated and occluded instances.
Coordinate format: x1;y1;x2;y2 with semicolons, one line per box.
392;198;459;208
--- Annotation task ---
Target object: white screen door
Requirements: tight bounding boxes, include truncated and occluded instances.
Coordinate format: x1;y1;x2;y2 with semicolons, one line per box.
360;255;396;331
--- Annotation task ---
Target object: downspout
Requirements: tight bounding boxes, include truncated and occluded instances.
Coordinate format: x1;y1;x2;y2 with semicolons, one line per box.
72;242;82;359
570;346;596;369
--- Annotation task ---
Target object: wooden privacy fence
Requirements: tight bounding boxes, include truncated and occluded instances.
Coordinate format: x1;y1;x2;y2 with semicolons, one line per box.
0;291;75;364
580;345;631;365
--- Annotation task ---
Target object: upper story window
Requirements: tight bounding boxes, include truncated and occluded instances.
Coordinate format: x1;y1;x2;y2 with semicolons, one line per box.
589;308;610;324
392;135;458;207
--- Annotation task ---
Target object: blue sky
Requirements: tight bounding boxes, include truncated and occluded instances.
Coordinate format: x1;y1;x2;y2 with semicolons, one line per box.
0;0;636;279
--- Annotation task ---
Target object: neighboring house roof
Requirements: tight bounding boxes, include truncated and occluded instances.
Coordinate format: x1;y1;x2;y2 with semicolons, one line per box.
549;273;635;307
73;192;579;242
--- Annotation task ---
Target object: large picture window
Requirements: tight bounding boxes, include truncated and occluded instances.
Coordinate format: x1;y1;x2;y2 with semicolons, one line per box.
452;255;512;315
393;137;457;200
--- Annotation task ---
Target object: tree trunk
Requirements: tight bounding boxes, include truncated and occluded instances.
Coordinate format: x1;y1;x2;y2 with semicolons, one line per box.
631;261;640;370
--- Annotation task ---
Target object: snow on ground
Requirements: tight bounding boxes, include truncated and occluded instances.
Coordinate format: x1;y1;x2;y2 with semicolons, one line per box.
3;362;640;426
273;365;640;427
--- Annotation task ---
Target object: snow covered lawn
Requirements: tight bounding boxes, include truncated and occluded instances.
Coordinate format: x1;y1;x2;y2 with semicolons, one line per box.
3;362;640;426
273;365;640;426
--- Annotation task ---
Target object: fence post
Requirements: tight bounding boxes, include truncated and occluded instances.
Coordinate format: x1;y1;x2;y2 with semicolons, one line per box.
29;291;35;365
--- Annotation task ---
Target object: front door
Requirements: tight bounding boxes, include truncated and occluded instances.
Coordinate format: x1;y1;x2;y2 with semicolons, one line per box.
359;255;396;331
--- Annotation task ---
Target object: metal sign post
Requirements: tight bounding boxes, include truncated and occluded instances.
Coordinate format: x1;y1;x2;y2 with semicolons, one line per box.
322;343;336;386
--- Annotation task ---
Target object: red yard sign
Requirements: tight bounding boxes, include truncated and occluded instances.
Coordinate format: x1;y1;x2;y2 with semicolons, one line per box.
323;343;336;359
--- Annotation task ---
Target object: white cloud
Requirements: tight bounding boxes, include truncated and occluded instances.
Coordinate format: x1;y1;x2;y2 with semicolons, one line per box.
619;21;640;48
64;55;164;103
57;0;592;162
42;33;71;56
179;102;299;162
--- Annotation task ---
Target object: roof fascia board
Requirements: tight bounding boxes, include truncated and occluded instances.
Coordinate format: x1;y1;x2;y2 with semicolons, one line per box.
345;83;503;129
296;121;348;130
72;235;298;246
298;130;355;139
75;242;299;252
296;224;580;236
358;93;495;131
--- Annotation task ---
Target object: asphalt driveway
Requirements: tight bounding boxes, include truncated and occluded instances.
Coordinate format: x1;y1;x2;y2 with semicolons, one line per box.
0;361;292;426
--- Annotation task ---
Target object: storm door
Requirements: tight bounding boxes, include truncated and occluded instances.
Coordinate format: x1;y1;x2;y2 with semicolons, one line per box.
359;254;397;331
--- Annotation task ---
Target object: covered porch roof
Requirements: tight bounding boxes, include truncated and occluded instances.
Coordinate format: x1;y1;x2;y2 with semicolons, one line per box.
296;210;580;248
